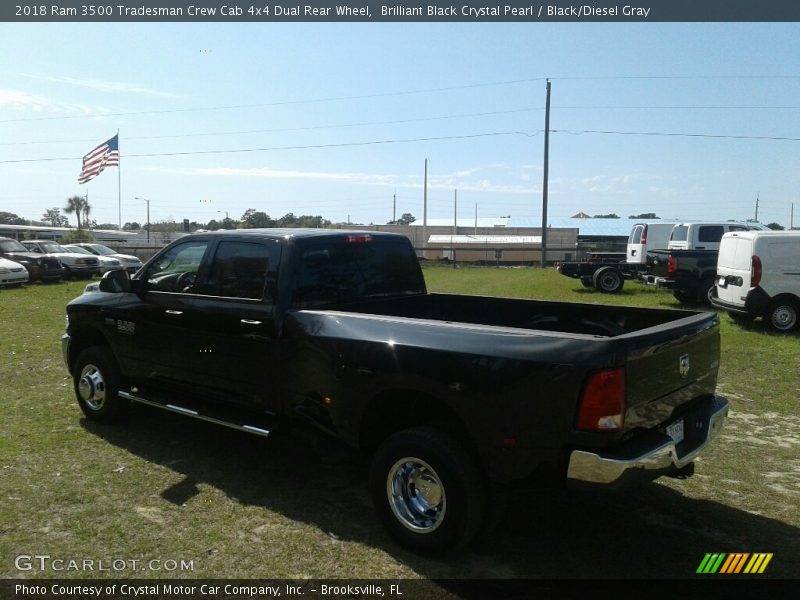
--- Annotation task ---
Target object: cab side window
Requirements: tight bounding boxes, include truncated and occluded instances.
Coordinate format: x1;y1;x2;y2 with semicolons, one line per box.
197;241;280;301
144;240;209;293
698;226;724;243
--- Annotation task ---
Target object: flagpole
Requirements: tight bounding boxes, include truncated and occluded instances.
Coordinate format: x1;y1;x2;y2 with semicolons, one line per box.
117;129;121;229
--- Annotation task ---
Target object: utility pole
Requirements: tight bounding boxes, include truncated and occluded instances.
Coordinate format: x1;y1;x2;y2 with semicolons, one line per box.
453;189;457;268
540;79;551;268
755;193;760;222
135;197;150;244
423;158;428;256
791;202;795;229
393;192;396;223
474;203;477;234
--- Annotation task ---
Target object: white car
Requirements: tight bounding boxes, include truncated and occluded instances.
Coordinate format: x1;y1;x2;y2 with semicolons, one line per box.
0;256;29;286
73;243;143;274
63;244;124;274
712;230;800;332
21;240;99;279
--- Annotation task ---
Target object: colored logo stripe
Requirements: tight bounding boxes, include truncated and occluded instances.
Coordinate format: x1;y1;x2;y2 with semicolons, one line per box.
719;553;749;573
744;553;773;574
697;553;726;574
697;553;773;574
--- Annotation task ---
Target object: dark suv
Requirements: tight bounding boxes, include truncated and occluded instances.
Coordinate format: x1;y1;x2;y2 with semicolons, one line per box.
0;237;64;282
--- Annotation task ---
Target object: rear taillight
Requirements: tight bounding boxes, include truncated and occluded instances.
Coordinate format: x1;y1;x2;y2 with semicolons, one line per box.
751;255;762;287
667;255;678;274
576;368;625;432
641;225;648;244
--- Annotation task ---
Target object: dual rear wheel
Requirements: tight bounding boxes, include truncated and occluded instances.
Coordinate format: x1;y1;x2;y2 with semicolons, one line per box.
369;427;487;553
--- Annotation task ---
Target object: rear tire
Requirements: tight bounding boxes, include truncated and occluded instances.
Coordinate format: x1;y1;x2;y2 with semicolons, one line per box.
593;267;624;294
73;346;129;422
766;299;799;332
697;278;716;306
673;289;694;304
370;427;486;553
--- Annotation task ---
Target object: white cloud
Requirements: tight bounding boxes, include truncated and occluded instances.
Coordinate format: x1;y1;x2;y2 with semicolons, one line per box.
19;73;178;98
143;166;398;184
141;165;540;195
0;89;111;115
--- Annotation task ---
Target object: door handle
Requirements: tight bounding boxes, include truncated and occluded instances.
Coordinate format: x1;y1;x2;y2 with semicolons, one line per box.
165;310;183;316
240;319;263;326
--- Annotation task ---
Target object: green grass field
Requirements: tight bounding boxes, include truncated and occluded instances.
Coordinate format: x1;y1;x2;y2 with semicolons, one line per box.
1;267;798;582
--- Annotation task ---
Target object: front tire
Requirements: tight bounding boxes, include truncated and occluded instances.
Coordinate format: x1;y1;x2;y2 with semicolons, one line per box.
370;427;486;553
73;346;129;422
579;276;594;288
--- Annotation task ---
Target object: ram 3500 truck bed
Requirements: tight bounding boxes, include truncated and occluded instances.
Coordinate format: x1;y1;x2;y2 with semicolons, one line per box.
62;229;728;552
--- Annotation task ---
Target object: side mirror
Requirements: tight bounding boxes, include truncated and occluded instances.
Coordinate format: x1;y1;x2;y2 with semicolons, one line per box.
99;269;132;293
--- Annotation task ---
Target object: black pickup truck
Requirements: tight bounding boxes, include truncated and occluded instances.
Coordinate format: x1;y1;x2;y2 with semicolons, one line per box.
62;229;729;552
644;249;720;305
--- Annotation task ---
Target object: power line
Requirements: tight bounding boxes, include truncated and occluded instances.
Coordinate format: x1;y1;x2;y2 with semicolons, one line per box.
0;108;540;147
554;105;800;110
7;123;800;167
0;130;541;165
0;78;547;124
552;129;800;142
5;73;800;125
550;75;800;80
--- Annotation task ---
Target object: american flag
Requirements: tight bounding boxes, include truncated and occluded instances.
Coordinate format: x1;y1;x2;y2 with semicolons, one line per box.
78;134;119;184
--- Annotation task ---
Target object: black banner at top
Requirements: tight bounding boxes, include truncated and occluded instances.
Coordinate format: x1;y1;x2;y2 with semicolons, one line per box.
3;1;800;23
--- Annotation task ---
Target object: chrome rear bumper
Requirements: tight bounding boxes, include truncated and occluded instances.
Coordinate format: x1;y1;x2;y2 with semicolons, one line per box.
567;395;729;487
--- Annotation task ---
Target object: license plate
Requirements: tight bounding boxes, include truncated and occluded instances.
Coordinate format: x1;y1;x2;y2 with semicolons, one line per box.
718;276;727;287
666;419;684;444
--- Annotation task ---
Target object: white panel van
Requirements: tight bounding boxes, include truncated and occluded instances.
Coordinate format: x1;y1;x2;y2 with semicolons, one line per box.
712;231;800;331
668;222;752;252
626;223;675;264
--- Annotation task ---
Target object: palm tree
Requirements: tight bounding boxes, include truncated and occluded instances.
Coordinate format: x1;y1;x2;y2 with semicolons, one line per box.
64;195;88;229
82;202;92;229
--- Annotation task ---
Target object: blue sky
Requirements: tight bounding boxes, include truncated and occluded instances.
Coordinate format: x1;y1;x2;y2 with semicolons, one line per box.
1;22;799;228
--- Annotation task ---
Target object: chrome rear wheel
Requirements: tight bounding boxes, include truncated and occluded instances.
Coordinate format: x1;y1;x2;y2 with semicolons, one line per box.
387;457;446;533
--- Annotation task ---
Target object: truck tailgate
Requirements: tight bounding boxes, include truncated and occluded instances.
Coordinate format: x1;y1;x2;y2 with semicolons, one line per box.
621;312;720;431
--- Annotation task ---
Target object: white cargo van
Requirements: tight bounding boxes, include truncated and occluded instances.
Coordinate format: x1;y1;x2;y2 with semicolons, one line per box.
668;222;753;251
626;222;676;264
712;230;800;331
